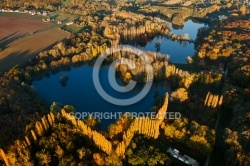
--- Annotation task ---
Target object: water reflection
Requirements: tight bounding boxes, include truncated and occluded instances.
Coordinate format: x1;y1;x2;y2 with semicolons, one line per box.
134;19;205;64
33;66;170;129
32;19;205;129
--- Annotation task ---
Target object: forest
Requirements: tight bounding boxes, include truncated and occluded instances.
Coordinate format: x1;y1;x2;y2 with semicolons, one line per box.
0;0;250;165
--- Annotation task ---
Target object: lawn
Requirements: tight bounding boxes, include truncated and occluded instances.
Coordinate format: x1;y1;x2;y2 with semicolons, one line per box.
50;12;79;22
61;25;91;34
62;0;73;6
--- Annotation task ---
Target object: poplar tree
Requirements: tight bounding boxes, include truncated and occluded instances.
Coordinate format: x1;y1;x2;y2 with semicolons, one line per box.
0;149;10;166
204;92;210;106
218;95;223;106
31;130;37;142
25;136;31;147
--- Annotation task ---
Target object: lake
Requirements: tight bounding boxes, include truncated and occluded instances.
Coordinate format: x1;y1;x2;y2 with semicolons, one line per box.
136;19;205;64
33;19;204;129
33;66;170;129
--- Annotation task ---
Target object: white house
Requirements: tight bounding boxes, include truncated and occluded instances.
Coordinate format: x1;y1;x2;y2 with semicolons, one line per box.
66;21;74;25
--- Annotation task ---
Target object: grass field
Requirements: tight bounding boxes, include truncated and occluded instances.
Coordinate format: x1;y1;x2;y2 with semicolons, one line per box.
50;12;79;21
61;25;91;34
0;28;70;72
62;0;73;6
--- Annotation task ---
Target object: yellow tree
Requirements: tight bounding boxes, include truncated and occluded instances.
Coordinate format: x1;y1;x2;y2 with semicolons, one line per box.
218;95;223;106
25;136;31;147
204;92;211;106
123;72;132;83
171;88;188;102
0;149;10;166
31;130;37;142
239;5;247;15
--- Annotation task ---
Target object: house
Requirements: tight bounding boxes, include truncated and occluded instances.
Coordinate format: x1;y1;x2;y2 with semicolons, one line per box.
30;11;36;15
66;21;74;26
43;11;50;16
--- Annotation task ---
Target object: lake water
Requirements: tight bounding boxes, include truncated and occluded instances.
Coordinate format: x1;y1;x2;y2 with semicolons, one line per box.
33;19;203;129
33;66;170;129
170;20;205;40
136;19;204;64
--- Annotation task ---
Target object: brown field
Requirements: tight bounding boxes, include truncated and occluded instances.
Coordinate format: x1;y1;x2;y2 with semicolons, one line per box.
0;28;70;72
0;13;52;41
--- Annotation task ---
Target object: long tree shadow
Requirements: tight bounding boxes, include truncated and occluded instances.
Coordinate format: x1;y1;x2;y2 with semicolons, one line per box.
0;32;30;49
0;31;20;44
0;41;59;72
0;49;32;72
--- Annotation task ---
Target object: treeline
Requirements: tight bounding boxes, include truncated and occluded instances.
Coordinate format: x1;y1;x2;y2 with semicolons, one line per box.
102;10;170;41
60;1;113;15
30;32;110;75
113;47;195;84
140;4;222;26
0;93;169;166
113;48;170;83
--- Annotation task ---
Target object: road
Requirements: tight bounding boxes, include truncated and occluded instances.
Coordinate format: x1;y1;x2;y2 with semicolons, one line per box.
204;62;229;166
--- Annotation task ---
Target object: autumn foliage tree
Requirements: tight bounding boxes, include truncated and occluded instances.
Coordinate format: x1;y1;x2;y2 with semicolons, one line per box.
171;88;189;102
204;92;223;108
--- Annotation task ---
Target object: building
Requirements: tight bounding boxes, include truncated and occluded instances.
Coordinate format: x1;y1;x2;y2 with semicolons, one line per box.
66;21;74;26
167;148;199;166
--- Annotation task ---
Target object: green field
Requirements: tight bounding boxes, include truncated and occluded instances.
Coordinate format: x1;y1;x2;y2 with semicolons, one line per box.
51;12;79;21
61;25;91;34
62;0;73;6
